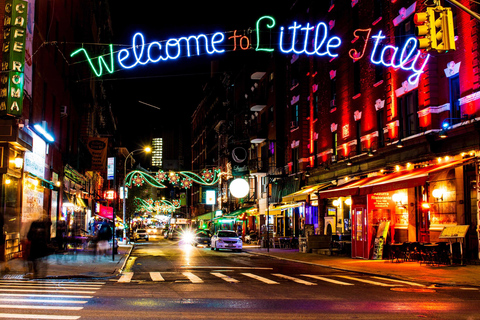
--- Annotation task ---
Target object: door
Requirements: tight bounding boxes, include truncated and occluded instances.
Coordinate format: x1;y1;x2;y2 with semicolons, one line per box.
352;207;366;258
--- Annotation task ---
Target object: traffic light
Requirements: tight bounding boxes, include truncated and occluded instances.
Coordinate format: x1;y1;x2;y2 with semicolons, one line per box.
439;7;456;52
414;6;456;52
414;8;434;51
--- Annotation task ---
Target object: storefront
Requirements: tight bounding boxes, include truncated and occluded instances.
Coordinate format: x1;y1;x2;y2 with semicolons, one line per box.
318;157;475;259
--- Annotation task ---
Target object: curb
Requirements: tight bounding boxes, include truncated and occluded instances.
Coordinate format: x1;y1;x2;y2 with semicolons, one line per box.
118;244;134;274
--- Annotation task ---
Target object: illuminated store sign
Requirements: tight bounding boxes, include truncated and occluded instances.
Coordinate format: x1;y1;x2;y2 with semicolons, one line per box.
0;0;28;117
71;16;429;84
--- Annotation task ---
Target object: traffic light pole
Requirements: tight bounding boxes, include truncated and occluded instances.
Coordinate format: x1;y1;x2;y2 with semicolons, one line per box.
446;0;480;22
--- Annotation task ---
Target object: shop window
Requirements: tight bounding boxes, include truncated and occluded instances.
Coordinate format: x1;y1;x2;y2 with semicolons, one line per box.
429;170;457;232
394;15;414;52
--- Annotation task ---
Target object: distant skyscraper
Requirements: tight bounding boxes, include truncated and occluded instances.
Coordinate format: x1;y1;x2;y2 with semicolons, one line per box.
152;138;163;167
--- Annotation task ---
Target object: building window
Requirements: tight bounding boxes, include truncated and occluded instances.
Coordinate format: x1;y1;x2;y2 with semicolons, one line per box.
398;90;419;138
449;75;461;124
313;94;319;119
356;119;361;154
353;62;361;95
375;64;383;84
332;132;337;159
374;0;383;19
291;104;299;128
330;78;337;109
377;108;385;148
394;15;414;52
292;147;299;173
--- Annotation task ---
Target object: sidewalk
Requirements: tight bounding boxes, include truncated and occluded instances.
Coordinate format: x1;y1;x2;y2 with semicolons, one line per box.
0;244;133;280
243;245;480;287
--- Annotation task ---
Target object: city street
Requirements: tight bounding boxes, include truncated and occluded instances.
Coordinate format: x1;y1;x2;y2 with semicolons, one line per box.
1;238;480;319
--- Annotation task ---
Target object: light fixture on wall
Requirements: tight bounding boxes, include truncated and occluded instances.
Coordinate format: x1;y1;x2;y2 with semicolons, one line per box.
344;198;352;206
392;192;407;208
332;199;340;207
432;188;446;201
13;157;23;169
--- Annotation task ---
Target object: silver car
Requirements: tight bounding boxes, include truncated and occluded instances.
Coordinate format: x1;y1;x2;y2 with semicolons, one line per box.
134;229;149;241
210;230;242;252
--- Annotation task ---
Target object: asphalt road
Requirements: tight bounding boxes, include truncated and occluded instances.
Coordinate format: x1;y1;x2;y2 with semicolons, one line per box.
1;237;480;319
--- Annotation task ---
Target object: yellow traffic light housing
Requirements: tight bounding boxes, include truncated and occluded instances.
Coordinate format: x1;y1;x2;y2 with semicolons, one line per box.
414;6;456;53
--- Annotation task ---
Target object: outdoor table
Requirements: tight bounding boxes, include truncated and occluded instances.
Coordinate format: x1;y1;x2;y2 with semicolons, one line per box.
389;243;404;262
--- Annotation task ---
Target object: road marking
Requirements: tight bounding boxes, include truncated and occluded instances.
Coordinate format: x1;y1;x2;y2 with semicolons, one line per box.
150;272;164;281
0;280;105;286
182;272;204;283
241;273;279;284
0;285;101;290
0;288;97;294
371;276;425;287
460;287;479;290
0;304;83;311
337;275;398;287
124;257;137;272
0;298;88;304
0;314;80;319
211;272;239;283
271;273;317;286
301;274;354;286
181;266;273;270
118;272;134;283
0;293;93;298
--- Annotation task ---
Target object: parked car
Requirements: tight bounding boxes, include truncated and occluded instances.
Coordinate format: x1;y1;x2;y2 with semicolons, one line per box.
193;230;211;247
211;230;242;252
133;229;149;241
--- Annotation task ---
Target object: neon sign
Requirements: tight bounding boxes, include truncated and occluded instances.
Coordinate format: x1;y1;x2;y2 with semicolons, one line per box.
71;16;342;77
71;16;430;85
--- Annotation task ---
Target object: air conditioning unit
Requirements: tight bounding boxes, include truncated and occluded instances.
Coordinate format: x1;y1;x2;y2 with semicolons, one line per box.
330;99;336;108
60;105;68;117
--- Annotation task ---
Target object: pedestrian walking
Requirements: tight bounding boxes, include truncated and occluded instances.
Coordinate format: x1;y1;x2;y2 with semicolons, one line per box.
26;218;51;278
97;220;112;257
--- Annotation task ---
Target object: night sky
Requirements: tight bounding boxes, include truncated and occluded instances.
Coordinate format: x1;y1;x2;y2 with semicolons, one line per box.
107;1;290;158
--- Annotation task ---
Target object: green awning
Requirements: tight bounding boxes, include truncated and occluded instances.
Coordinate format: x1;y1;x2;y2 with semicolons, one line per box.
224;206;256;218
194;211;216;221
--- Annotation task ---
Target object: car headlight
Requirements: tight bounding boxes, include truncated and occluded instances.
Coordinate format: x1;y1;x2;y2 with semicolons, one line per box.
180;230;195;243
217;239;224;243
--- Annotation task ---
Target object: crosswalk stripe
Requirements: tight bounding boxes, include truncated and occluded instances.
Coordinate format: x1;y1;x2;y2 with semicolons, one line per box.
0;289;97;294
118;272;134;283
0;285;101;290
0;314;80;319
371;276;425;287
0;280;105;286
0;304;83;311
182;272;204;283
337;275;398;287
241;273;279;284
150;272;164;281
0;298;88;304
211;272;239;283
301;274;354;286
271;273;317;286
0;293;93;298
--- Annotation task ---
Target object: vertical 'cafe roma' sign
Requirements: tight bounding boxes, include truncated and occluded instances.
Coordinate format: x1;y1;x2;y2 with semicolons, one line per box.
1;0;28;117
71;16;430;85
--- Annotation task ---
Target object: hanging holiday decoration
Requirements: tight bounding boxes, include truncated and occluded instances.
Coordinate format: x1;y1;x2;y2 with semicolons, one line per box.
125;168;221;189
134;197;181;215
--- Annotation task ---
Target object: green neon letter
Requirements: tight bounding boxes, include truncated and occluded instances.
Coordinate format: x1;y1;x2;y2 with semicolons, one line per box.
255;16;275;52
70;44;115;77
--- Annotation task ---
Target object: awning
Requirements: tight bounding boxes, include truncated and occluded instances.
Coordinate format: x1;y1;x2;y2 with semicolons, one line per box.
225;206;257;220
76;197;87;208
266;202;303;215
282;182;332;203
318;158;473;199
194;211;217;221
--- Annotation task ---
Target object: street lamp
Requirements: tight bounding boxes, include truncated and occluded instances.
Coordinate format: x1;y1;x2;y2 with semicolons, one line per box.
123;146;151;242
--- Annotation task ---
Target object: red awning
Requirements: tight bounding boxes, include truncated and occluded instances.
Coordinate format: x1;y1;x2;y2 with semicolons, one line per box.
318;158;473;199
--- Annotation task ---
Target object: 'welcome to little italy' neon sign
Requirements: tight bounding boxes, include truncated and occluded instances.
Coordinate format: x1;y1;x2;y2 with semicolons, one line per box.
71;16;429;85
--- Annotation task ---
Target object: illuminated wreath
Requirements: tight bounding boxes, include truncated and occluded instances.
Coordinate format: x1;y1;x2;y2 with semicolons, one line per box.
180;178;193;189
168;172;180;185
132;173;145;187
156;170;167;182
202;169;214;182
